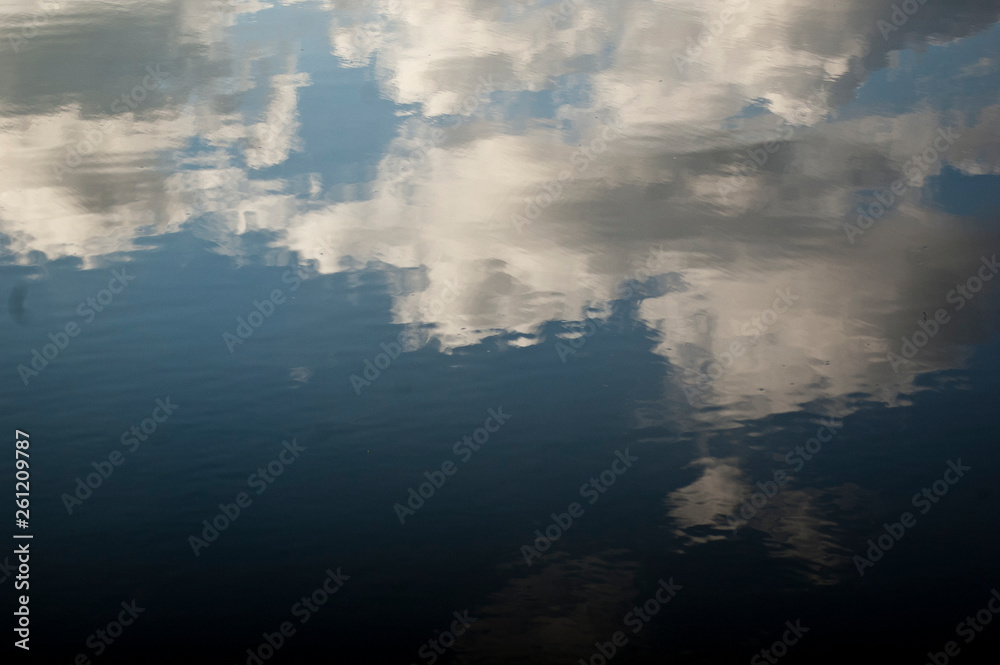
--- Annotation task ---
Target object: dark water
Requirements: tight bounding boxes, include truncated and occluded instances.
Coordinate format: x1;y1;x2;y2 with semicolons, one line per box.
2;1;1000;663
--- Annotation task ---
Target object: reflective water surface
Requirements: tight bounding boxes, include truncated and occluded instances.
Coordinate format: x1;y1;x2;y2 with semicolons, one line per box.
2;1;1000;663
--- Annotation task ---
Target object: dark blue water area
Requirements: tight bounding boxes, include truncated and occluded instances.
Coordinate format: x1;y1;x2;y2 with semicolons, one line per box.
1;229;999;663
930;166;1000;219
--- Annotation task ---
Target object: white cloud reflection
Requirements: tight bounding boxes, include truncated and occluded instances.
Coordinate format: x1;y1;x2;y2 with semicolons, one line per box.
2;1;1000;564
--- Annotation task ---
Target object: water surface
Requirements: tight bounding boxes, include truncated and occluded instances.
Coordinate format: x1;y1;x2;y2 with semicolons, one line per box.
2;1;1000;663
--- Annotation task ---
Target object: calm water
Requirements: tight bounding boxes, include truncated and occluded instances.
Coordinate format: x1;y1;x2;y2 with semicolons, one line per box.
2;1;1000;663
